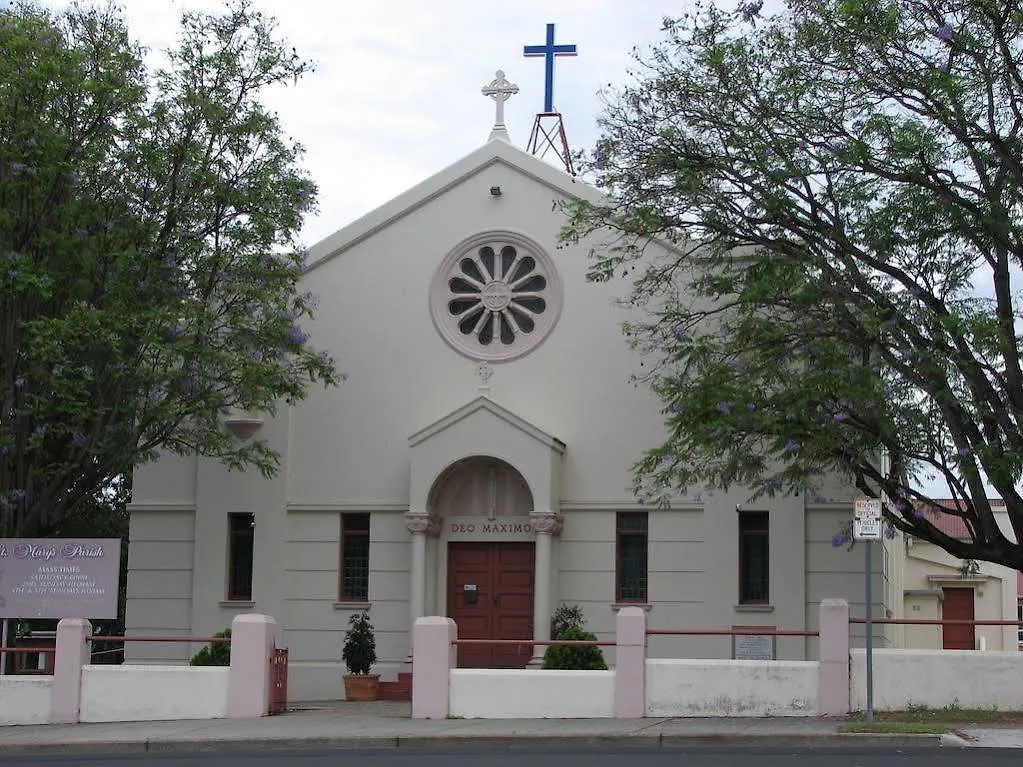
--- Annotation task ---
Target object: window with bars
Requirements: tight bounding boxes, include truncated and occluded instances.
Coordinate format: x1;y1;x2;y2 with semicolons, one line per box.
227;513;255;601
739;511;769;604
340;513;370;602
616;512;648;603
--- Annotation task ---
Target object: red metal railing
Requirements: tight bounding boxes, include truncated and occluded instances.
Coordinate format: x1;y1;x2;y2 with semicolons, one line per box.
85;635;232;643
850;618;1022;626
647;629;819;637
452;638;615;647
0;647;55;654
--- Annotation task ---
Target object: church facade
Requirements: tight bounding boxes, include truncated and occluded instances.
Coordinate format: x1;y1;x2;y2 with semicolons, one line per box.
125;104;893;700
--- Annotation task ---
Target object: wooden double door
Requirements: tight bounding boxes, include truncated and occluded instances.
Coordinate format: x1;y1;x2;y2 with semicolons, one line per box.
447;542;534;668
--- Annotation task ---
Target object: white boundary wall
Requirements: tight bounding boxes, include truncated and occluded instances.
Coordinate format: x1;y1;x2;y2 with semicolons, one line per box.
646;659;820;717
851;649;1023;711
0;676;53;725
80;665;229;722
450;669;615;718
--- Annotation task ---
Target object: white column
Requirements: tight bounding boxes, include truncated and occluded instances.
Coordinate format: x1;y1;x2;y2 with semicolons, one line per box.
528;511;562;667
404;510;437;666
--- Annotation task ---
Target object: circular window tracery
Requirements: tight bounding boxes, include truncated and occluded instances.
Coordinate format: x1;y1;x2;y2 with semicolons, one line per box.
430;230;562;362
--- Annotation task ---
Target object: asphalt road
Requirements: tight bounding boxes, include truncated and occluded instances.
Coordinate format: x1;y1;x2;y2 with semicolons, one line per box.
0;747;1019;766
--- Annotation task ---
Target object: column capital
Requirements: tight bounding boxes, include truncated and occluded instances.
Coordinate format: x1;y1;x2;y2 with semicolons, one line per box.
405;510;440;536
528;510;563;536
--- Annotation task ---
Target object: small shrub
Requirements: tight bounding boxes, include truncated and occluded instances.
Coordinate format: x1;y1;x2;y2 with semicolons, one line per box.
542;626;608;670
550;603;586;638
342;610;377;675
543;604;607;670
189;629;231;666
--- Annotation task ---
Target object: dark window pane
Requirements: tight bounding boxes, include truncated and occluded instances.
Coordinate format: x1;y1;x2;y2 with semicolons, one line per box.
739;512;769;603
617;512;648;533
616;511;648;603
742;536;769;602
344;513;370;533
341;513;370;602
500;246;517;276
228;513;254;601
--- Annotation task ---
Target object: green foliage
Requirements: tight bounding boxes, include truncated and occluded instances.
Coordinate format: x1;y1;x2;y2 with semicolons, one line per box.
0;0;340;538
341;611;376;675
189;629;231;666
564;0;1023;570
542;604;607;671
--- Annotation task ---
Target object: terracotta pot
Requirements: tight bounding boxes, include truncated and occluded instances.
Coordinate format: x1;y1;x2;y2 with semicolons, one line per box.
343;673;380;701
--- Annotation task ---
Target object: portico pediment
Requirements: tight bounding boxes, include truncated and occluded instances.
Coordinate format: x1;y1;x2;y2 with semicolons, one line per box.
408;397;565;514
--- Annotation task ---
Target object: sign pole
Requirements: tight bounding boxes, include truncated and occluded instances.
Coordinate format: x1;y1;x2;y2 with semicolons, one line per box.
0;618;7;676
865;538;874;725
853;498;881;725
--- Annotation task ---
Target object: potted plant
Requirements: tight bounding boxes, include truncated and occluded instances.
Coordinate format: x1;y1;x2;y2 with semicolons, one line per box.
341;610;379;700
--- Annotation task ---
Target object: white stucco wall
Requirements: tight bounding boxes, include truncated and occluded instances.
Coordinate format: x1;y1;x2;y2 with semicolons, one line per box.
645;659;819;717
79;665;229;722
850;649;1023;711
0;676;53;725
124;508;196;663
449;669;614;718
284;509;410;699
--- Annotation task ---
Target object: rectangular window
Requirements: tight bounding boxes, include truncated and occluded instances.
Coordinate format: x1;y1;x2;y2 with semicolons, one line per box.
340;513;370;602
616;512;648;603
739;511;769;604
1017;601;1023;646
227;513;255;602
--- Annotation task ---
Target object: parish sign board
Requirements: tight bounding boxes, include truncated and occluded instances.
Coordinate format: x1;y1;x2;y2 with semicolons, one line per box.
0;539;121;619
854;498;883;540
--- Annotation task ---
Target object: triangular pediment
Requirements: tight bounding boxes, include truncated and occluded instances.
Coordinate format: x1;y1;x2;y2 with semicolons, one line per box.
408;396;564;454
304;139;604;275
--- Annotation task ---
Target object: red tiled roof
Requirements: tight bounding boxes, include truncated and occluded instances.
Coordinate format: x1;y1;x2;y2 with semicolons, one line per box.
912;498;1005;540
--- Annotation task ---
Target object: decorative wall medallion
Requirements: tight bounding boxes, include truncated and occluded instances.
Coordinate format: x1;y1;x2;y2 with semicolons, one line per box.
430;230;563;362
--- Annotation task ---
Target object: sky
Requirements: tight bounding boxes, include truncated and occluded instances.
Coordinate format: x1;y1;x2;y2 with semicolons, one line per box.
38;0;732;248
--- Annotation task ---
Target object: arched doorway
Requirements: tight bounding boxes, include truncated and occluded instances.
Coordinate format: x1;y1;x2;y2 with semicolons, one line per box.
429;457;534;667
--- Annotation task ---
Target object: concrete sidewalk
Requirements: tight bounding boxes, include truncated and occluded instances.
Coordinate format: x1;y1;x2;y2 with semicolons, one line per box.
0;701;987;754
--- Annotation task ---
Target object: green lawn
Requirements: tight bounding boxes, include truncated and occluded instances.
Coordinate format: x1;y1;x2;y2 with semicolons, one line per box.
842;703;1023;733
840;721;950;735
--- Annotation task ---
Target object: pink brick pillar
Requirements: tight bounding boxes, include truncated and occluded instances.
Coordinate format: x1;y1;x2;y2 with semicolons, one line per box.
615;606;646;718
818;599;850;716
411;616;456;719
52;617;91;724
227;613;278;718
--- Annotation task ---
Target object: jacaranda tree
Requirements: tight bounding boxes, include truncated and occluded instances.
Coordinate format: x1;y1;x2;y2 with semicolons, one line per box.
0;1;339;537
563;0;1023;568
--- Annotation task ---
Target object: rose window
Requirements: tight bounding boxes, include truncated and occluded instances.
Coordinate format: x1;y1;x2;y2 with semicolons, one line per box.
430;230;562;362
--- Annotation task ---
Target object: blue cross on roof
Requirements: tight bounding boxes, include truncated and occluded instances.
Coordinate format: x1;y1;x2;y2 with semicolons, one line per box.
523;23;577;114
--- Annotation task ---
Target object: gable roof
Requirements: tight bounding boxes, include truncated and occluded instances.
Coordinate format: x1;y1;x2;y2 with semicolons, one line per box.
304;139;605;275
408;395;565;453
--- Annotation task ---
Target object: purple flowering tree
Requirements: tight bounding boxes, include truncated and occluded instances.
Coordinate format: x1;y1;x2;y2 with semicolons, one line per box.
563;0;1023;569
0;2;339;537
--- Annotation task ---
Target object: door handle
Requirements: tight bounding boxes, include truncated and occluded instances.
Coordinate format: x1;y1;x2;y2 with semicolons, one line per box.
493;594;500;607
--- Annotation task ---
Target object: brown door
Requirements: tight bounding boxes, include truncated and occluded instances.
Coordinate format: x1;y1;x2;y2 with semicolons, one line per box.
447;542;534;668
942;587;975;649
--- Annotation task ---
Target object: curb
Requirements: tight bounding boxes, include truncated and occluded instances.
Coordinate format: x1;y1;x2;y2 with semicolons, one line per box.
0;730;964;755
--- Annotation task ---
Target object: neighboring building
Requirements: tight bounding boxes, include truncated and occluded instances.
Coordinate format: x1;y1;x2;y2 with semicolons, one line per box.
125;82;893;700
898;500;1018;652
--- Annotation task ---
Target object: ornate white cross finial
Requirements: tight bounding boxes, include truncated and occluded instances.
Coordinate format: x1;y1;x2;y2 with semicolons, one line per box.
482;69;519;142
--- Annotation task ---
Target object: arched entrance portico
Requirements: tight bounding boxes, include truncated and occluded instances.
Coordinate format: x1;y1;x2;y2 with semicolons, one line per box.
404;397;565;667
430;457;534;667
